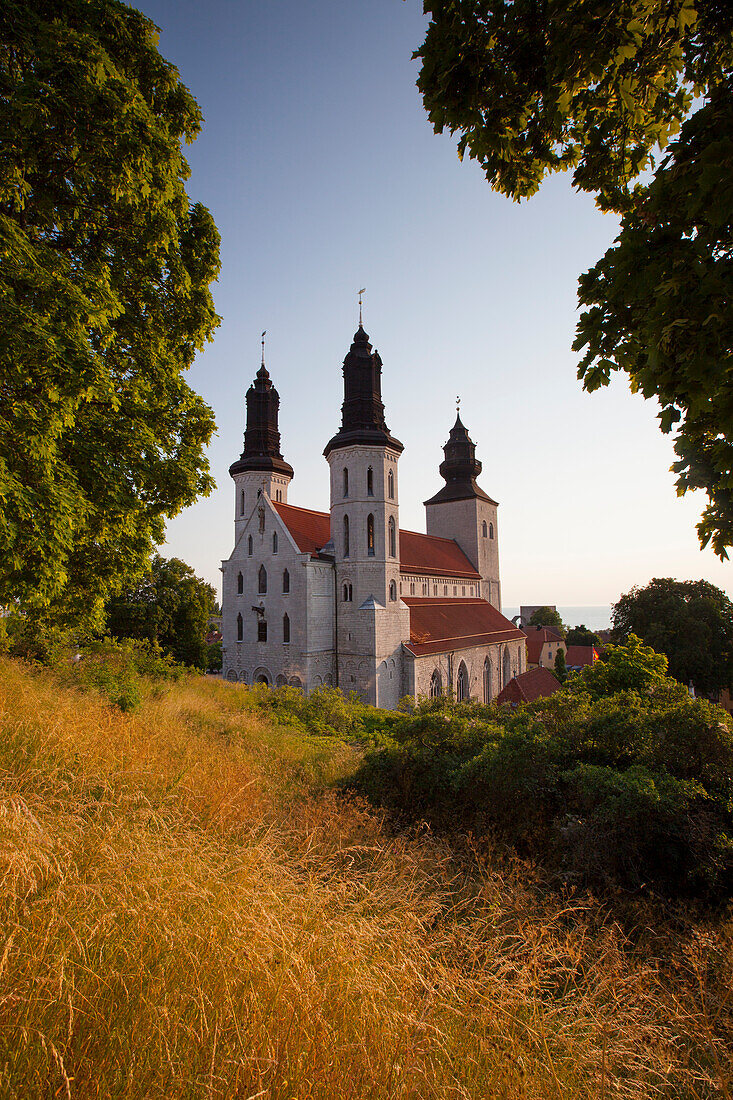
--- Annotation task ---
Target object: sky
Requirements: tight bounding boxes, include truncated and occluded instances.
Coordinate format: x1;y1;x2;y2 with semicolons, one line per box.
142;0;731;608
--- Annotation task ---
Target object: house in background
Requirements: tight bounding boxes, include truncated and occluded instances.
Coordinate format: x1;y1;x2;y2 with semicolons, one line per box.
565;645;599;673
525;626;566;669
497;666;562;706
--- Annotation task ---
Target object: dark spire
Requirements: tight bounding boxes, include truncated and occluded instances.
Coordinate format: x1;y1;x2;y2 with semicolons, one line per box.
424;414;496;505
229;347;294;479
324;325;403;457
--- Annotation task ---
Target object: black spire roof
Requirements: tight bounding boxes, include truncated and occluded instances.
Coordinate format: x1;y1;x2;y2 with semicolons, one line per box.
229;361;294;479
423;414;496;505
323;325;403;457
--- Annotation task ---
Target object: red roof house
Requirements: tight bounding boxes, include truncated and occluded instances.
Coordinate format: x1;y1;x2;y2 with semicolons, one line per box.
497;666;562;705
525;626;566;668
565;645;599;670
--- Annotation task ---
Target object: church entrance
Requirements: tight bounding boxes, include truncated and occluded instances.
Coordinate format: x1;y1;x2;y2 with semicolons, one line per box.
255;674;269;685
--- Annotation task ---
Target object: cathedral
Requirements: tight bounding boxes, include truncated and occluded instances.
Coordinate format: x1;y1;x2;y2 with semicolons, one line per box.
221;322;526;708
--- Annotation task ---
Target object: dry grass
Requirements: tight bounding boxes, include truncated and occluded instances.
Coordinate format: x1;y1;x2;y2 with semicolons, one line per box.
0;657;731;1099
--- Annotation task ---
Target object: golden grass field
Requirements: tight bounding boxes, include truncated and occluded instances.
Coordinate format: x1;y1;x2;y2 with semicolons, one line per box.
0;656;731;1098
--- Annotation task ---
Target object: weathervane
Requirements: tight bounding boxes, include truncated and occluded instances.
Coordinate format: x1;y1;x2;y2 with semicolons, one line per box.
261;330;266;367
358;287;366;326
456;395;461;415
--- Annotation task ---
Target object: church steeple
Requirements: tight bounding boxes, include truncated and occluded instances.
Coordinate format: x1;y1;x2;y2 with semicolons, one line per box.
229;352;294;479
424;414;496;505
324;325;403;457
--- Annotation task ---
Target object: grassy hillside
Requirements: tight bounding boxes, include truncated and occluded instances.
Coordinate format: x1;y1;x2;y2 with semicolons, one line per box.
0;657;731;1098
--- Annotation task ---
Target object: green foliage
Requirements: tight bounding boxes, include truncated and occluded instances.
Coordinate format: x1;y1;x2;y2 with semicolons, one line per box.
611;578;733;693
566;624;601;647
106;555;216;670
554;648;567;683
59;637;184;711
528;606;566;635
0;0;221;629
566;633;671;699
351;638;733;898
415;1;733;555
206;641;222;672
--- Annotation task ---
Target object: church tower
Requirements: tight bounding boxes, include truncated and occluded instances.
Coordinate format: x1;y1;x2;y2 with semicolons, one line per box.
323;323;409;706
424;414;502;609
229;346;294;541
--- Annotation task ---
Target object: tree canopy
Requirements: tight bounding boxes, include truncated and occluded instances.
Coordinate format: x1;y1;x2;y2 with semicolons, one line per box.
566;624;602;647
0;0;220;629
106;555;216;669
415;0;733;555
611;578;733;694
528;606;566;635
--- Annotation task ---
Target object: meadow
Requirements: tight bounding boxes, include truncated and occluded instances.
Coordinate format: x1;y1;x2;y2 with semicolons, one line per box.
0;654;731;1098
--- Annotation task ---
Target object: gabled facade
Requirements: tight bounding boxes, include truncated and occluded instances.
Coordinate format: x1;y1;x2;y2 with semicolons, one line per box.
221;322;525;708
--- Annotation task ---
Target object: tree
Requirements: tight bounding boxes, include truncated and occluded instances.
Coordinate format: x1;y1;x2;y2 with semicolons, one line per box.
528;606;566;636
611;578;733;694
553;647;567;683
0;0;221;629
566;633;672;700
106;555;216;669
566;624;601;647
415;1;733;556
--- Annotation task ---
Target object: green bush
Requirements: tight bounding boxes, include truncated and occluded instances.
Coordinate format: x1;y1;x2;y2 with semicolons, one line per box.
350;641;733;900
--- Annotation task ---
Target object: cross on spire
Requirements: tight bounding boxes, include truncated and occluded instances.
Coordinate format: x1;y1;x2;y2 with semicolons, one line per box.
358;288;366;326
261;330;266;367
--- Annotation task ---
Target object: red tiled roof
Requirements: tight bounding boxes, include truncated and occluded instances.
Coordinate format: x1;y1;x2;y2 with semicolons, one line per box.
399;529;479;579
525;627;564;665
565;645;598;668
273;501;480;577
273;502;331;556
403;598;525;657
497;667;562;705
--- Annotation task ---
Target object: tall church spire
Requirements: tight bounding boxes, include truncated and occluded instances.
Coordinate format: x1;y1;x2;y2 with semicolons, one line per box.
229;348;294;478
424;413;496;505
324;324;403;457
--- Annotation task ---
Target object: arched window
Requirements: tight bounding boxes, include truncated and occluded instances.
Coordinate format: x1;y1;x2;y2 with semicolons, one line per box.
388;469;394;499
248;535;253;556
367;466;374;496
282;569;290;593
430;669;441;698
489;522;494;539
282;614;290;644
482;520;487;538
389;580;397;601
483;657;492;703
502;646;511;689
258;565;267;594
343;467;349;497
237;572;243;594
342;583;353;602
258;506;265;533
240;489;245;516
367;513;375;556
343;514;350;558
272;531;278;554
456;661;469;702
388;515;396;557
257;619;267;642
236;613;243;641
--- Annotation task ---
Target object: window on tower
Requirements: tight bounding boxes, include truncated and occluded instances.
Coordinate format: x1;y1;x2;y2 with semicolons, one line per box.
248;536;253;556
342;582;353;602
240;489;245;516
282;614;290;644
388;469;394;500
367;466;373;496
388;516;396;558
237;572;243;594
389;580;397;601
482;520;487;538
343;467;349;497
367;513;375;556
237;613;243;641
489;522;494;539
343;514;350;558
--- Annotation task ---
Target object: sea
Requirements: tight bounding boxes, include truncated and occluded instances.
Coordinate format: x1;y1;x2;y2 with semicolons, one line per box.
503;606;612;632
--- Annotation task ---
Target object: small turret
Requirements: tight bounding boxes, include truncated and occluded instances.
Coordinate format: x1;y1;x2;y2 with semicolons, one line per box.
229;360;294;481
424;414;495;506
323;326;403;458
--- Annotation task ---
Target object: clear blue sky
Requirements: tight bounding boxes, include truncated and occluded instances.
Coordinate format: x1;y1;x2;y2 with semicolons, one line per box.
143;0;731;607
